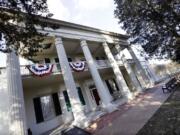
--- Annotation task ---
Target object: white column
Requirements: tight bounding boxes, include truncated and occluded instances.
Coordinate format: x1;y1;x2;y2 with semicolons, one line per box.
55;37;85;124
128;47;152;86
102;42;132;99
121;56;142;92
7;51;27;135
80;40;116;112
146;61;159;83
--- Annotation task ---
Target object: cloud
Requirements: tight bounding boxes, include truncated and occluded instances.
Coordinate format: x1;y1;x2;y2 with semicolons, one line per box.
47;0;70;21
74;0;113;10
47;0;125;33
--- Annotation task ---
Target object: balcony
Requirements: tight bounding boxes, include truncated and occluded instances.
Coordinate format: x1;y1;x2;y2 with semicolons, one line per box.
19;60;121;77
0;59;127;78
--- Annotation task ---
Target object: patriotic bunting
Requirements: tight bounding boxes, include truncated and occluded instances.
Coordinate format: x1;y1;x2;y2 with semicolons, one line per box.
27;64;54;77
0;44;7;53
69;61;86;72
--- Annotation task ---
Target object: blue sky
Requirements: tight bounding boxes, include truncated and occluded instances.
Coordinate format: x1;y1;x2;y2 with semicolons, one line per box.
0;0;125;67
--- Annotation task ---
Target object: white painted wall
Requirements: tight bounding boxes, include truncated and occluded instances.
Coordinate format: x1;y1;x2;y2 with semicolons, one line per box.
0;70;10;134
23;80;91;134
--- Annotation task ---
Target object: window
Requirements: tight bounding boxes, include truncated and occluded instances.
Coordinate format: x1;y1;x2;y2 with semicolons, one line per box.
54;58;59;63
45;58;51;63
33;93;62;123
101;57;105;60
77;87;86;106
54;58;60;70
80;57;86;61
40;95;56;121
95;57;100;60
63;90;72;111
68;57;72;62
43;43;52;49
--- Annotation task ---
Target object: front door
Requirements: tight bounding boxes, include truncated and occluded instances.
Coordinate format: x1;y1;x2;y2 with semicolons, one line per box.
91;88;101;106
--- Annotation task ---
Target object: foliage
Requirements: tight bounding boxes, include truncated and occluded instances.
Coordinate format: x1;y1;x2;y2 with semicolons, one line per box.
114;0;180;62
0;0;56;59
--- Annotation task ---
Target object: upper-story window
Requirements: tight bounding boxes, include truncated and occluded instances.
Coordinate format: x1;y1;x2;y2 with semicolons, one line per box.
54;58;60;70
54;58;59;63
80;57;86;61
68;57;72;62
43;43;52;50
95;57;100;60
101;57;105;60
45;58;51;63
95;57;106;60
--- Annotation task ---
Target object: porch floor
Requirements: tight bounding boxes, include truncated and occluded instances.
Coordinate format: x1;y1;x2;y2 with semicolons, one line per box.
86;84;171;135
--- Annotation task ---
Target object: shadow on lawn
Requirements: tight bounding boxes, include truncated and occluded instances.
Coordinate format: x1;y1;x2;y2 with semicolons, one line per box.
137;86;180;135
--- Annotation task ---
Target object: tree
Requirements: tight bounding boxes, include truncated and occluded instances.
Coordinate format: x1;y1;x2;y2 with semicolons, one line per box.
114;0;180;62
0;0;56;59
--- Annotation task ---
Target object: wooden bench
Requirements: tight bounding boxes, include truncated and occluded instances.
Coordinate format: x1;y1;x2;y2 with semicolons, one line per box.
162;77;178;93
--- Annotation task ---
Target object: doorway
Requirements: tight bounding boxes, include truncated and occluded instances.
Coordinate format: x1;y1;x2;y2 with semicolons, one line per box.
89;85;101;106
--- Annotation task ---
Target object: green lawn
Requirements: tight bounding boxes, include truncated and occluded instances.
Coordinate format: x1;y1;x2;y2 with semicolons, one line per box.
137;86;180;135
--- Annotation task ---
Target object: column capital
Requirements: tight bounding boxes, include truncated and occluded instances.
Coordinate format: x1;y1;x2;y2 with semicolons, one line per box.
55;36;63;45
80;40;87;47
102;41;108;46
115;44;122;52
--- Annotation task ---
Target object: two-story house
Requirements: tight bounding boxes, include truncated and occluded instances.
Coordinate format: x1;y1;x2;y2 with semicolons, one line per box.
0;18;156;135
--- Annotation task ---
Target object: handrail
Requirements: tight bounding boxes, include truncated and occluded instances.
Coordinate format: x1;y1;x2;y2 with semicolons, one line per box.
0;59;124;77
19;60;111;76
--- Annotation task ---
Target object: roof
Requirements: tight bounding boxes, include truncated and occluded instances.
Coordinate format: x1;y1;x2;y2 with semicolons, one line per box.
39;16;129;40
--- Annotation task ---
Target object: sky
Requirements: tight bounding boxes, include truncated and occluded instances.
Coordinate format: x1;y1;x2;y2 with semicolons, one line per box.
0;0;125;67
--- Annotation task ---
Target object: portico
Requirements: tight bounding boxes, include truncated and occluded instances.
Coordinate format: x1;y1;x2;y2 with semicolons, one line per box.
0;18;156;135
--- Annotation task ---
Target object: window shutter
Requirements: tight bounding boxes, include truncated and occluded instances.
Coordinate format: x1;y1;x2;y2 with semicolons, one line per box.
77;87;86;105
33;97;44;123
52;93;62;116
105;80;114;94
63;91;72;111
113;79;119;91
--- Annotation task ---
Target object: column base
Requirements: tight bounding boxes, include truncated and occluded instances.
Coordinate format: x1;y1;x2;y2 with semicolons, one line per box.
71;110;87;127
101;103;119;113
122;91;133;101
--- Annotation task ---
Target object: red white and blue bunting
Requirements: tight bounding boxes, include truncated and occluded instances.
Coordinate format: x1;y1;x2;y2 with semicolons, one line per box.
69;61;86;72
27;64;54;77
0;44;8;53
0;35;8;53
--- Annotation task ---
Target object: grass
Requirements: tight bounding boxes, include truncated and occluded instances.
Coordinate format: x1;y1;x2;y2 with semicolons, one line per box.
137;86;180;135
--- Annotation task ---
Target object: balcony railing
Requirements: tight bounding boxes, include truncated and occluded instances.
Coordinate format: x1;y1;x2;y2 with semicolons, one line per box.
20;63;62;76
0;59;125;77
19;60;113;76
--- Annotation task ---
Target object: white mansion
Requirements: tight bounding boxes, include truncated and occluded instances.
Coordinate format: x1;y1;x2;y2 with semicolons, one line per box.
0;18;158;135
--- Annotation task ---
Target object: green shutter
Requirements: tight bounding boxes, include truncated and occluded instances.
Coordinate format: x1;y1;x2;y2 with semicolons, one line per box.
63;91;72;111
33;97;44;123
52;93;62;116
77;87;86;106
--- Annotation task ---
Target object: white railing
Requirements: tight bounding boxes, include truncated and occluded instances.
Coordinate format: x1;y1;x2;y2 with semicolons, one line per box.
0;59;125;77
20;60;111;76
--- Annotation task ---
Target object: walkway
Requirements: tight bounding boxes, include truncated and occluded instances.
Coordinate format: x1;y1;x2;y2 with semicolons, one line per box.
86;85;171;135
